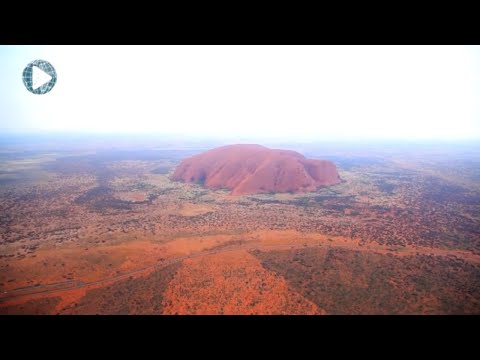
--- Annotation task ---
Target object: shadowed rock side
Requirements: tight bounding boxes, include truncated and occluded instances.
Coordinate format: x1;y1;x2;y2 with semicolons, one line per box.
171;144;341;195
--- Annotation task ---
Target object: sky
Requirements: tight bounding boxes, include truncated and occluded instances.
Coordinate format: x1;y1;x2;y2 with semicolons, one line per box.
0;45;479;141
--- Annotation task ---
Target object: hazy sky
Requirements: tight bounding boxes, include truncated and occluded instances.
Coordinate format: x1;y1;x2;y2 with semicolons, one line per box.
1;45;479;141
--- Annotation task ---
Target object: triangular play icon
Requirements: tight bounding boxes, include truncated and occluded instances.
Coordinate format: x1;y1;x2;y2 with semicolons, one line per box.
32;66;52;90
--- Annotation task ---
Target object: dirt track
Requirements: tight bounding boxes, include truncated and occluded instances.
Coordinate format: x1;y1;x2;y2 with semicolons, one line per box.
2;238;478;304
0;243;317;302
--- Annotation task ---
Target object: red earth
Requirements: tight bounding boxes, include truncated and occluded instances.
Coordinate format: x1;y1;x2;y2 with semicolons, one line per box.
171;144;341;195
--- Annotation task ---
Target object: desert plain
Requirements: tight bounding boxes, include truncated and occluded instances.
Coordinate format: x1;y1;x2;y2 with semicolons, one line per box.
0;137;479;314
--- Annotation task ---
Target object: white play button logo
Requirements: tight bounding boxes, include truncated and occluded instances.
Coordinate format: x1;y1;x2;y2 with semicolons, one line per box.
32;66;53;90
22;60;57;95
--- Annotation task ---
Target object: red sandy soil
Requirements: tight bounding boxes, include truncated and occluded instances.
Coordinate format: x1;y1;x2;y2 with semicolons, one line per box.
171;144;341;195
253;246;480;314
161;250;323;315
1;145;479;315
2;230;477;314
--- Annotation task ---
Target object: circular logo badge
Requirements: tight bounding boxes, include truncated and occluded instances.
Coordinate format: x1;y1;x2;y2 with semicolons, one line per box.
22;60;57;95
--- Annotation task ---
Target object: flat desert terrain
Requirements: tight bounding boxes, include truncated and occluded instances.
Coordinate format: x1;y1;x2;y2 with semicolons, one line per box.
0;139;479;314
